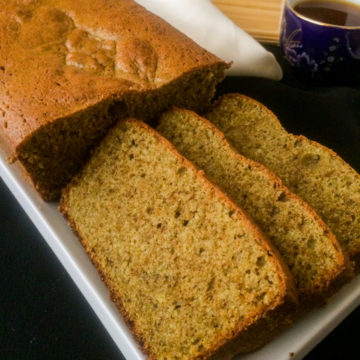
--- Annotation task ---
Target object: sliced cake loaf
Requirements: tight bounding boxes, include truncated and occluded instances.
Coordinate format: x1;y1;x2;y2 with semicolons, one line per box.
157;108;349;301
207;94;360;267
1;0;227;200
60;119;297;359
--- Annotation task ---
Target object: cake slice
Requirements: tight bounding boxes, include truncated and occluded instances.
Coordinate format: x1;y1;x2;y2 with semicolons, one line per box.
60;119;296;359
157;108;349;301
207;94;360;267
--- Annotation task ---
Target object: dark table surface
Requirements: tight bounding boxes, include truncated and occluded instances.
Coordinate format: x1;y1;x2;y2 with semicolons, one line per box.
1;47;360;360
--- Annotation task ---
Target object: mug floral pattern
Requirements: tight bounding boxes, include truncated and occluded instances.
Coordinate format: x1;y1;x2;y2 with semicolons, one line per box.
280;3;360;81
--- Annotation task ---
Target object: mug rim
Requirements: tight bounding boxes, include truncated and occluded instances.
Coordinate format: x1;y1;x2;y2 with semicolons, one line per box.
286;0;360;30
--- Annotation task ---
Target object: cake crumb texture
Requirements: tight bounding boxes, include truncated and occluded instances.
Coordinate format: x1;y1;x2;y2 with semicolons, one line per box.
207;94;360;265
60;119;295;359
158;107;348;301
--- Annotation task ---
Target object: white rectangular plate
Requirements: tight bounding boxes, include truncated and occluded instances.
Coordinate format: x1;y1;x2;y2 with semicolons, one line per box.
1;145;360;360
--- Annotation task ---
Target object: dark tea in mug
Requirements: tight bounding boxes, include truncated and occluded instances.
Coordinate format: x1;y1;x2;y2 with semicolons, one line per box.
294;0;360;27
281;0;360;84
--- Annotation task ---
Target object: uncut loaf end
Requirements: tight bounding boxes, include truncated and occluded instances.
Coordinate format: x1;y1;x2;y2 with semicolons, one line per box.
157;108;350;303
207;94;360;268
60;119;297;360
0;0;228;200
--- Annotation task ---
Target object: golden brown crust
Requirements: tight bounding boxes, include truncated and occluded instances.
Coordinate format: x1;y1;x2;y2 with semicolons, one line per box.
1;0;228;200
1;0;224;144
60;118;298;359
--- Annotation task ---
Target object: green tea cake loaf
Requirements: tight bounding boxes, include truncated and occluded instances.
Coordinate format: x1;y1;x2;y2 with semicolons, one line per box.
0;0;227;200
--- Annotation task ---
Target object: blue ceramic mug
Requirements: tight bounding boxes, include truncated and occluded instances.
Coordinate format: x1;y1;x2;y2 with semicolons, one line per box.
280;0;360;83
